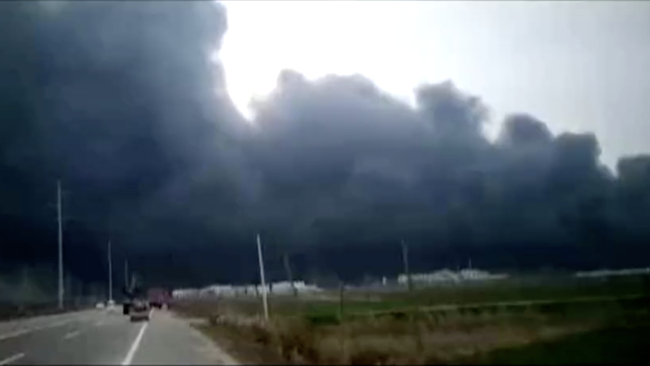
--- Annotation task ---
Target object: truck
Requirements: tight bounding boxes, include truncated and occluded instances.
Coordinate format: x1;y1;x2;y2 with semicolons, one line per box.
122;273;144;315
129;298;150;322
147;287;170;309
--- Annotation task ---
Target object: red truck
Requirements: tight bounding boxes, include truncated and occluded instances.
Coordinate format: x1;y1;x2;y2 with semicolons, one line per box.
147;288;171;309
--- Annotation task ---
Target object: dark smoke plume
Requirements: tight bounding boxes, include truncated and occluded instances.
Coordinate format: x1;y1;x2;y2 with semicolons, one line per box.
1;2;649;289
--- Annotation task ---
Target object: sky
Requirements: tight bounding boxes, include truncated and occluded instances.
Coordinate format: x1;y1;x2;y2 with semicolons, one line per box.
220;0;650;168
3;1;650;289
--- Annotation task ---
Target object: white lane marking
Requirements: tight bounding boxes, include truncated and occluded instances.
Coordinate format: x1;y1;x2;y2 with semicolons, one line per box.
0;353;25;365
49;319;72;328
95;320;104;327
0;329;30;341
0;319;74;342
121;322;149;366
63;330;81;340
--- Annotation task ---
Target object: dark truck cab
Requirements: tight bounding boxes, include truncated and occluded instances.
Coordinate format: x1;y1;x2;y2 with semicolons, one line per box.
122;275;145;315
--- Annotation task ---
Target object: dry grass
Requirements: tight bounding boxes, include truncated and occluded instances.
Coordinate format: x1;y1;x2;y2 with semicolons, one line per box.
172;276;650;365
177;299;601;365
234;313;588;364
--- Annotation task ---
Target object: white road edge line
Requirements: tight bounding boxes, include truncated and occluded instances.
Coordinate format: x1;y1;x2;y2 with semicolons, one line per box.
121;322;149;366
0;329;30;341
63;330;81;340
51;319;72;327
0;319;74;342
0;353;25;365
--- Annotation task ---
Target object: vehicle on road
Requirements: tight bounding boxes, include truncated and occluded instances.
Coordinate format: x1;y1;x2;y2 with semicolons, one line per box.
123;273;144;316
129;299;150;322
123;299;131;315
148;287;171;309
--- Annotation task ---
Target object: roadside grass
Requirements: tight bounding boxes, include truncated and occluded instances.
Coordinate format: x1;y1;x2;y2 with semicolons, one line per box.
173;274;650;364
461;324;650;365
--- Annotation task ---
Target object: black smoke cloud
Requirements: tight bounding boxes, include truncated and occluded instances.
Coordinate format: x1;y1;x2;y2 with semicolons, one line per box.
1;2;649;290
0;1;247;287
245;71;642;280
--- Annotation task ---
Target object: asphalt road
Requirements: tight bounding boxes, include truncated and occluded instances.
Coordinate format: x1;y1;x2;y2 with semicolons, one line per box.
0;307;238;365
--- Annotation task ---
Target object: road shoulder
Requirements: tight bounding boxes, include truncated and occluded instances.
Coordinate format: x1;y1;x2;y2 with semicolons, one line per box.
131;310;238;365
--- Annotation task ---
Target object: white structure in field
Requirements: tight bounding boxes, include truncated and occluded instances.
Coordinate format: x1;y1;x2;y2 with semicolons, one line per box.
172;281;323;299
397;268;509;285
575;267;650;278
172;288;200;299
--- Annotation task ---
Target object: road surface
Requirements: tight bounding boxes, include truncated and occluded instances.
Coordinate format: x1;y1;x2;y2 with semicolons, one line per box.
0;307;238;365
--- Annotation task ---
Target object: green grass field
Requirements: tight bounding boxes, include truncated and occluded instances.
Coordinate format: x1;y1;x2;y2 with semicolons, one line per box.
173;274;650;365
463;325;650;365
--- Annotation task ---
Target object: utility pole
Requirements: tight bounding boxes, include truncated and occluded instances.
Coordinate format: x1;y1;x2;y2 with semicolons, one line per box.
57;180;64;309
256;234;269;321
107;240;113;302
283;253;298;297
124;259;129;288
401;240;412;292
338;281;345;321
